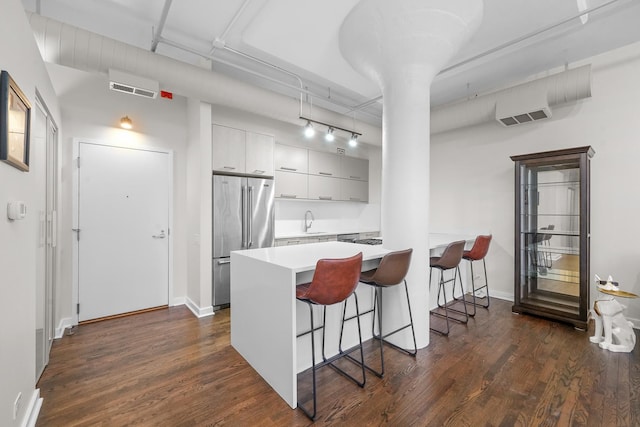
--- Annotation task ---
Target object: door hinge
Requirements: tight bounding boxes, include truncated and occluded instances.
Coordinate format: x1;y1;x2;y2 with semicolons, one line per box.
76;303;80;314
77;157;80;168
72;228;80;241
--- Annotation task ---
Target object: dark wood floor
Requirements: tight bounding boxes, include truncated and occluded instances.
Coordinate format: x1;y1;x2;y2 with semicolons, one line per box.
37;299;639;426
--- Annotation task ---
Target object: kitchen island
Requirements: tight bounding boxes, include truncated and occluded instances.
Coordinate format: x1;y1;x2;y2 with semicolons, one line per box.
230;234;478;409
230;241;389;409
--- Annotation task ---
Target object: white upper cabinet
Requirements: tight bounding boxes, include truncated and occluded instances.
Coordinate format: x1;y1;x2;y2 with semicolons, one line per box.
275;171;308;199
308;175;341;201
275;144;308;173
341;156;369;181
340;179;368;202
212;124;246;174
212;125;275;176
308;150;341;177
246;132;274;176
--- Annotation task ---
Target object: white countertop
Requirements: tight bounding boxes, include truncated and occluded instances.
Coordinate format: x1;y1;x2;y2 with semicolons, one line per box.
275;229;379;239
232;241;390;272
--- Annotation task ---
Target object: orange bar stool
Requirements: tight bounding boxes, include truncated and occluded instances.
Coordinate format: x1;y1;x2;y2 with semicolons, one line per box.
295;252;365;421
461;235;492;316
344;248;417;378
429;240;468;336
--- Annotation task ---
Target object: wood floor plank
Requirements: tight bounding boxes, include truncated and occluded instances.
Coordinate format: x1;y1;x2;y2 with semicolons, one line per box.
36;299;639;426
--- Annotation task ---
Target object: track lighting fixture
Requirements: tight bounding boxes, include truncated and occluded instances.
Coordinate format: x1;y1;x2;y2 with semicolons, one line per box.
120;116;133;129
304;120;315;138
325;127;335;142
300;116;361;146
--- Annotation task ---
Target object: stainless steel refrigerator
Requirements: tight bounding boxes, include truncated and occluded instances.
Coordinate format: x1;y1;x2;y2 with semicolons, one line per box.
212;174;275;307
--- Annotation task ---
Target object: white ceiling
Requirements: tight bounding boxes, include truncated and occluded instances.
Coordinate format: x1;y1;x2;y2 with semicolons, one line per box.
22;0;640;125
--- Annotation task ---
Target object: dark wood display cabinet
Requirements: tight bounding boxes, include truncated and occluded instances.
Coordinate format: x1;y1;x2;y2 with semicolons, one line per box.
511;146;594;329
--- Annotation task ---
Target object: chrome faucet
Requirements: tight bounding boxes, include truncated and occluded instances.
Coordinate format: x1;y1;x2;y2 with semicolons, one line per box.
304;210;314;232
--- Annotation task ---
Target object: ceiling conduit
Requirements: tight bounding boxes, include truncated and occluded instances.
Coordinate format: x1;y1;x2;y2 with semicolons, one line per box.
27;12;383;145
431;64;592;134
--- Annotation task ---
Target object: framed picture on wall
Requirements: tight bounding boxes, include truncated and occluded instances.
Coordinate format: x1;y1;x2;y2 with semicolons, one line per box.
0;70;31;172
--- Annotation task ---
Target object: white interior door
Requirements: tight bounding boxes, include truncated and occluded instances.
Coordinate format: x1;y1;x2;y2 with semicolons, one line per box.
78;142;170;322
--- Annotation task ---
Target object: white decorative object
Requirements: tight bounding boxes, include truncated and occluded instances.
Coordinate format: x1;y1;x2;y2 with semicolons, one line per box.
590;274;637;353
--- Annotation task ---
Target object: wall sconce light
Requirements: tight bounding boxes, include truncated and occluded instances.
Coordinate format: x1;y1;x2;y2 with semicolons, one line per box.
303;120;315;138
325;127;335;142
120;116;133;129
300;116;361;145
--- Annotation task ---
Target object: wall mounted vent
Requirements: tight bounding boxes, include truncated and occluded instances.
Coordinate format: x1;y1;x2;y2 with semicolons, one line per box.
108;69;159;99
495;86;552;127
498;107;552;127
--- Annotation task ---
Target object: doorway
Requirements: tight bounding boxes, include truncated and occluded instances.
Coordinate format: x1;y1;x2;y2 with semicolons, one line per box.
73;141;172;322
34;97;58;380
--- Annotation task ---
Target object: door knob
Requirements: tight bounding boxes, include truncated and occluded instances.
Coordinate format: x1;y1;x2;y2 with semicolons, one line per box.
152;230;166;239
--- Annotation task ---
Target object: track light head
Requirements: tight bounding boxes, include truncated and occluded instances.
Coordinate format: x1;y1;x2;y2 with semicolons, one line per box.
325;127;335;142
304;121;315;138
349;133;358;147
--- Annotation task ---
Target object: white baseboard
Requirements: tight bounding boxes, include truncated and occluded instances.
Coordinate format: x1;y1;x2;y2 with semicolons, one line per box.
21;389;42;427
54;317;73;339
489;290;513;302
171;296;186;306
185;297;214;318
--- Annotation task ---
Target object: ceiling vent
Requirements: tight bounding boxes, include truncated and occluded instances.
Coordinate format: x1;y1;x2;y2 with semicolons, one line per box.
495;86;552;127
108;69;159;99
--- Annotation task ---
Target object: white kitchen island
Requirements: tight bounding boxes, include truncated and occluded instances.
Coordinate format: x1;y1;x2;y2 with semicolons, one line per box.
230;234;478;409
230;241;389;409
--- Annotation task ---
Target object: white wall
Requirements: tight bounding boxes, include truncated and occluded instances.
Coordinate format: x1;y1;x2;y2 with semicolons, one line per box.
0;0;61;425
45;63;190;323
430;41;640;326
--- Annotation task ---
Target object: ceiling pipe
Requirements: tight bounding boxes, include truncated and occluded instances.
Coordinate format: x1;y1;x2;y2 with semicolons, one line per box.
150;0;173;52
431;64;592;134
27;12;382;145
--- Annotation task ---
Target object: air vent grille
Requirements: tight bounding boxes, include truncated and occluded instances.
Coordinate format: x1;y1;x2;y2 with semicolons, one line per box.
497;107;552;127
108;69;159;99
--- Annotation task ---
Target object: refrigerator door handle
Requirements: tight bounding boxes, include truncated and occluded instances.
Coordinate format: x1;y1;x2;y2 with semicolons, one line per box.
217;259;231;265
248;186;254;248
241;185;246;248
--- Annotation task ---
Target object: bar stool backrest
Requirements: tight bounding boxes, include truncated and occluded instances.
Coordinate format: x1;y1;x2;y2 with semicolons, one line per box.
432;240;465;270
366;248;413;287
464;235;492;261
303;252;363;305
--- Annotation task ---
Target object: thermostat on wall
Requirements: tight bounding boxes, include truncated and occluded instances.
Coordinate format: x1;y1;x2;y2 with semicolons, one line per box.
7;201;27;220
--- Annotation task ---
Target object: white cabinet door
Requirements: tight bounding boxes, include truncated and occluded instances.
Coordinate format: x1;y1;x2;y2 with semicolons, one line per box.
308;175;341;201
275;144;308;173
340;179;368;202
308;150;341;177
275;171;308;199
341;156;369;181
212;125;246;173
246;132;274;176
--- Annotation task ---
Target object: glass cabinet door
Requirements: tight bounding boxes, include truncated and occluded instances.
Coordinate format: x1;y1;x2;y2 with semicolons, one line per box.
511;146;593;329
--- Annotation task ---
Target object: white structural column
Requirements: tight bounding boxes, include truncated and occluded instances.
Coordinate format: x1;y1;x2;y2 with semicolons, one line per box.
340;0;483;348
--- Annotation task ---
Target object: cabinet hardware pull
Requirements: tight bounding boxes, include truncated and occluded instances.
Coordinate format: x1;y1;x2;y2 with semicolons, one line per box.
349;175;360;179
319;196;332;200
280;194;297;198
319;172;332;176
253;170;265;174
224;166;236;170
217;259;231;265
280;167;297;171
349;197;361;201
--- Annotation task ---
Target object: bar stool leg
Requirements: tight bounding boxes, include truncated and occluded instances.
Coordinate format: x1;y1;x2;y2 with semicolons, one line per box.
450;266;472;318
334;294;367;387
430;269;451;336
465;258;491;309
297;301;317;420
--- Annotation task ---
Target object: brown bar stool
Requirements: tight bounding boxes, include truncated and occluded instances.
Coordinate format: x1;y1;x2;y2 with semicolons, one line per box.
343;248;417;378
295;252;365;421
429;240;468;336
461;235;492;316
